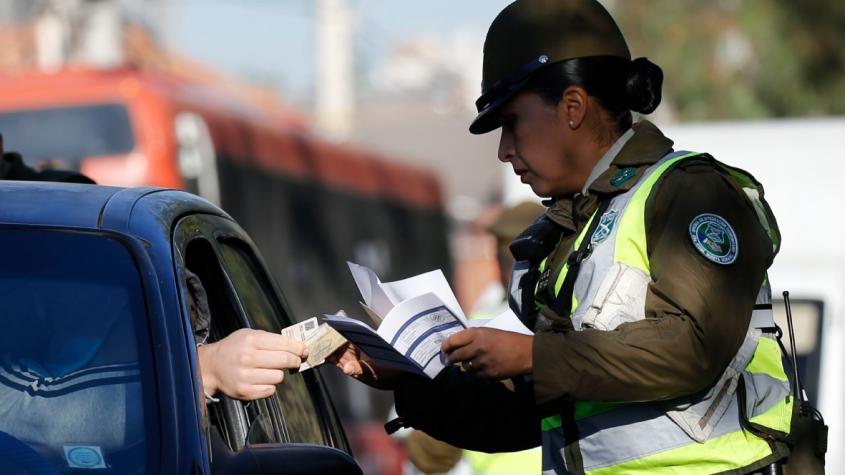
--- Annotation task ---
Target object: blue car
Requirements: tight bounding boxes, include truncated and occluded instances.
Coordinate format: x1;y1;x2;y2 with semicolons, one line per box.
0;181;362;475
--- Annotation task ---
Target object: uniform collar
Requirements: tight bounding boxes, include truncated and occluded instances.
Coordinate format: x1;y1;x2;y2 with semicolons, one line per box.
586;120;674;195
581;128;635;196
544;120;674;231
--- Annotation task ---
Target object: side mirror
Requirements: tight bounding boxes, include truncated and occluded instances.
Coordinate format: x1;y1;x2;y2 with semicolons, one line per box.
212;442;363;475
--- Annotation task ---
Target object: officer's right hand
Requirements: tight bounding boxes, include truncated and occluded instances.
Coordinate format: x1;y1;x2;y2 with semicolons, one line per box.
328;342;401;390
443;327;533;379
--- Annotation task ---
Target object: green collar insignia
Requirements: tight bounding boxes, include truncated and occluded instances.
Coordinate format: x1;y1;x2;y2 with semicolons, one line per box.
610;167;636;187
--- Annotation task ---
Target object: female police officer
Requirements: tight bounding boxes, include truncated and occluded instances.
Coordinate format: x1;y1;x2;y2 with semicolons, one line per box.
333;1;794;473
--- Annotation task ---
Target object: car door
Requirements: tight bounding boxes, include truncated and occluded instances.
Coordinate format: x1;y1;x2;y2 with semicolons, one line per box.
172;214;351;457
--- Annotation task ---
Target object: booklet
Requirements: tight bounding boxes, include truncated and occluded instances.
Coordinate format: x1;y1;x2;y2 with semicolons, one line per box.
324;262;531;379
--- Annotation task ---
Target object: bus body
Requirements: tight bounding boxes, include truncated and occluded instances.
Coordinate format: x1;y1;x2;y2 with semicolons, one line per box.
0;68;452;322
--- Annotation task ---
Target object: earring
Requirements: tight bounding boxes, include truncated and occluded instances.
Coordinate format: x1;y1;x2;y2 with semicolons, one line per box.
569;120;575;129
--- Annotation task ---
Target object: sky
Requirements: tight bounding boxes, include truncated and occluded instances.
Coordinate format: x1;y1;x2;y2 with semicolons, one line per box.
161;0;512;102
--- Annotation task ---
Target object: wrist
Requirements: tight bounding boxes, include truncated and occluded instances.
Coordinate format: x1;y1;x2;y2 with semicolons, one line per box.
197;342;220;397
521;335;534;374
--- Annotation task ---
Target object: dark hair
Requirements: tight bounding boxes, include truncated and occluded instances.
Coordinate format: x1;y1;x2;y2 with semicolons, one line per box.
523;56;663;137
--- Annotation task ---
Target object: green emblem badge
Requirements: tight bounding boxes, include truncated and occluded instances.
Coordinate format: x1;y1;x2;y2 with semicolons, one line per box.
590;209;618;245
610;167;636;187
689;214;738;265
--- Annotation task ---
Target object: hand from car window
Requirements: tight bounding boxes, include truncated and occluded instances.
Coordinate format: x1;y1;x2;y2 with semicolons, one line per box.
197;328;307;400
328;342;400;390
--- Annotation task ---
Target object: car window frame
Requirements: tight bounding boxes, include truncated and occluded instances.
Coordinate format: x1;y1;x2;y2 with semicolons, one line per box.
214;236;338;444
209;229;351;454
172;214;351;456
173;215;280;452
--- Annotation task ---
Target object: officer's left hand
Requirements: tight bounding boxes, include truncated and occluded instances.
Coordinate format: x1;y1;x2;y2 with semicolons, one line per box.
442;328;533;379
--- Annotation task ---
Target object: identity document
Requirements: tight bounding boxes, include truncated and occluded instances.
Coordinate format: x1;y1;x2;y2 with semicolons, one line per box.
324;262;531;378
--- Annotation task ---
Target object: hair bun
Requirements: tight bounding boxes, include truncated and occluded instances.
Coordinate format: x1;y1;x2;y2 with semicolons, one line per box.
625;57;663;114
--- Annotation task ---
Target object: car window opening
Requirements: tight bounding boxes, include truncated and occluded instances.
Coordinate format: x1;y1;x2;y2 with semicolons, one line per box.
184;238;280;452
216;239;329;447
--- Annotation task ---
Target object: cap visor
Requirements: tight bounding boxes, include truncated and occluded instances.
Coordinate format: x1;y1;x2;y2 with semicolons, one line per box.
468;76;531;135
469;106;502;135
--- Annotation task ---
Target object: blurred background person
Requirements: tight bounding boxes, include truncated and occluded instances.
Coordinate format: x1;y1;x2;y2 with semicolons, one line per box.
0;133;94;183
468;201;544;320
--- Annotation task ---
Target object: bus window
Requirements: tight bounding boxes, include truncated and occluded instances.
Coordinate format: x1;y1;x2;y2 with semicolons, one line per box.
0;103;134;169
773;298;823;406
175;112;219;205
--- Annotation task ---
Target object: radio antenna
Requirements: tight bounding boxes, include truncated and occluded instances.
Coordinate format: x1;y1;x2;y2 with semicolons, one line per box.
782;291;803;402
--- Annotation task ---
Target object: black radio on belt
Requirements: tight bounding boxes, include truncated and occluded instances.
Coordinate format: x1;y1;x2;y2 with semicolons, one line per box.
509;215;562;322
509;214;562;263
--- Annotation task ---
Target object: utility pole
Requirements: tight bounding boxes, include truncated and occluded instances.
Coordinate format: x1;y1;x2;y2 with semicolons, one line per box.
315;0;355;141
34;0;123;71
35;0;73;70
73;0;123;67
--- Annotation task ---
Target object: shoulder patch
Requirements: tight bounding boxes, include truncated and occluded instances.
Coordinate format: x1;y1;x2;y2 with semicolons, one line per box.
688;213;738;265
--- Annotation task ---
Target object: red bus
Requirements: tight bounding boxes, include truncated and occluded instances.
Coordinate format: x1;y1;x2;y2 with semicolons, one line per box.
0;68;452;323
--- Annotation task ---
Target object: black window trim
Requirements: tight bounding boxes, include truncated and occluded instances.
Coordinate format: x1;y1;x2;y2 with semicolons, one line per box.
211;227;351;453
172;218;257;453
171;214;351;455
173;217;302;450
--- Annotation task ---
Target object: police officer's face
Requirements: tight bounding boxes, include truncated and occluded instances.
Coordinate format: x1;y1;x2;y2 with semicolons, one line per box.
497;91;583;198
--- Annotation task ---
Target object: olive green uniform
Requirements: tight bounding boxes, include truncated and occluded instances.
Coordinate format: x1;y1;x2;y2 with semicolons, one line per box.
532;120;773;405
392;121;777;464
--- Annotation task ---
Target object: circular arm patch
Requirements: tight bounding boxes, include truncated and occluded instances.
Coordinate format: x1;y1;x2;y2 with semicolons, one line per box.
688;213;738;265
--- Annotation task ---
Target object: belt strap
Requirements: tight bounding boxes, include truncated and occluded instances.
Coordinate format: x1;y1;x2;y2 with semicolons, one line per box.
540;199;611;475
546;199;612;319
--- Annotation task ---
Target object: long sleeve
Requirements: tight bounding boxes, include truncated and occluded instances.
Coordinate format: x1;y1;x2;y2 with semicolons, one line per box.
532;159;775;405
393;368;542;452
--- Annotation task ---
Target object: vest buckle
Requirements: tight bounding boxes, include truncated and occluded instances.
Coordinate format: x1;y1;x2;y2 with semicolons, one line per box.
568;244;593;265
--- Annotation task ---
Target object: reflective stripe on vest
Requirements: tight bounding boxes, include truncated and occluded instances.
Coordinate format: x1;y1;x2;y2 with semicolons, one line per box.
532;151;792;474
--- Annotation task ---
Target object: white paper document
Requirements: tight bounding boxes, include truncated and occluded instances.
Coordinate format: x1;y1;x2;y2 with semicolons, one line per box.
325;263;470;378
467;308;533;335
325;262;533;379
348;261;465;323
